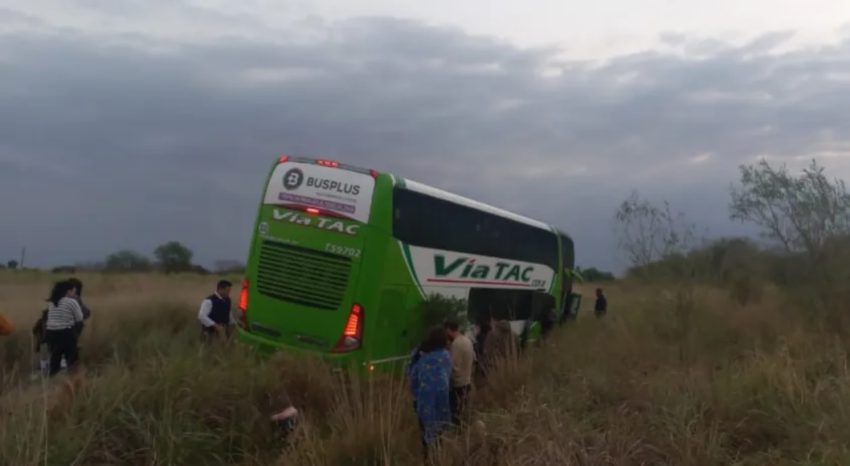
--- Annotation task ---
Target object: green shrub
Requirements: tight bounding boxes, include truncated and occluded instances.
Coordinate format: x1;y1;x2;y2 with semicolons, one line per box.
419;294;467;331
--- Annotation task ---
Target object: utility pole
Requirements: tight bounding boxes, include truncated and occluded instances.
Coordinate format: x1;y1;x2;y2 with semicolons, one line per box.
20;246;26;269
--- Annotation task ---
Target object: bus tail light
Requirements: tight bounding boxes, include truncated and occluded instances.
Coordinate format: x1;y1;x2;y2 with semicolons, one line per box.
317;159;340;168
332;304;363;353
238;278;249;327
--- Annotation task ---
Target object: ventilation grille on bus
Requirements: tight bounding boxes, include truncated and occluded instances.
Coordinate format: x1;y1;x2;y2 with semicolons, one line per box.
256;240;352;310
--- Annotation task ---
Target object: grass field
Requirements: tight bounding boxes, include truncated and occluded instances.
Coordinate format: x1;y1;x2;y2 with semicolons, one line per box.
1;270;849;465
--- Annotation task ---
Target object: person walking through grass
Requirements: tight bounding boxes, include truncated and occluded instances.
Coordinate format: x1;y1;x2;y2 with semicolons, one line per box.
45;280;84;376
444;320;474;426
198;280;234;340
594;288;608;318
407;326;453;450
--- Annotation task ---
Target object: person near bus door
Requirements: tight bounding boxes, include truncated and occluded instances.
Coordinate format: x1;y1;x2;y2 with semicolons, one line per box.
444;320;474;426
198;280;234;339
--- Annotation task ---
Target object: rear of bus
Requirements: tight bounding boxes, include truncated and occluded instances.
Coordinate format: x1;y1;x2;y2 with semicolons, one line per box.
237;156;379;366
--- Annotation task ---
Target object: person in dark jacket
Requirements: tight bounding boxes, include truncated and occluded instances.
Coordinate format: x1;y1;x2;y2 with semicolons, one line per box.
198;280;233;339
594;288;608;318
67;278;92;336
481;320;516;375
472;319;491;385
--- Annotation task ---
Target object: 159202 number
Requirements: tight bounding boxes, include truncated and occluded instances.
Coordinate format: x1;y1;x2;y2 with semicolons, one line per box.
325;244;361;258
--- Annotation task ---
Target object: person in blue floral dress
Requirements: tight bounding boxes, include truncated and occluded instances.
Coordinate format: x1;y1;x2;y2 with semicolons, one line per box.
407;326;453;447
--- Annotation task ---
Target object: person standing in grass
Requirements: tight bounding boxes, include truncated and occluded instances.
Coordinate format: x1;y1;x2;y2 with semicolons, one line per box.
444;320;474;426
408;326;453;449
594;288;608;318
480;320;517;377
67;278;92;337
198;280;234;340
45;280;84;376
472;319;491;385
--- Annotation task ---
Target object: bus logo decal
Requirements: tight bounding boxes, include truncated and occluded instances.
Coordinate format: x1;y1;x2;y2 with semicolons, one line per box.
433;254;534;283
408;247;554;290
283;168;304;190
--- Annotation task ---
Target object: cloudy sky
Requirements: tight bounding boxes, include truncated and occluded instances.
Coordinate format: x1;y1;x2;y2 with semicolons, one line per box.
2;0;850;272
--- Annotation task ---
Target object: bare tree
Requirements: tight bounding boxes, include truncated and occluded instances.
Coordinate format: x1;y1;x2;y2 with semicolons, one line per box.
614;191;695;268
730;159;850;262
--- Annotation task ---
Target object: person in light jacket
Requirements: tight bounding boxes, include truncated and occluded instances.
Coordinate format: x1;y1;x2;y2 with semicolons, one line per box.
444;320;474;426
44;280;84;376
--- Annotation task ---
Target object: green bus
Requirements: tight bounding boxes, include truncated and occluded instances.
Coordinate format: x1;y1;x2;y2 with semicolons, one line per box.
237;156;578;370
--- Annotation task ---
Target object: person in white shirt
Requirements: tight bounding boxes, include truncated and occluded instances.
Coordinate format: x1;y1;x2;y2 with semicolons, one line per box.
198;280;233;340
45;280;84;376
445;320;475;426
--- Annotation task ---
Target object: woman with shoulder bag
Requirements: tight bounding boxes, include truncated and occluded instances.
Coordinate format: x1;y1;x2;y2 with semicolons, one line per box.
44;280;84;376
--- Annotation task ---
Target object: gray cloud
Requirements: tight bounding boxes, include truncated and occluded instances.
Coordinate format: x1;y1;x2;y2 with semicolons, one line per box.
1;10;850;272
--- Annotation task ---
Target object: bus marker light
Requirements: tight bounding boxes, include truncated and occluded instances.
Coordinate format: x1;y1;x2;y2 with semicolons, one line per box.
317;159;340;168
278;155;289;163
306;207;320;215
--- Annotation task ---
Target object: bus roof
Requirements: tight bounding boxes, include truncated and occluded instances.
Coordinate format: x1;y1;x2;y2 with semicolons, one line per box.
401;179;553;232
275;155;567;237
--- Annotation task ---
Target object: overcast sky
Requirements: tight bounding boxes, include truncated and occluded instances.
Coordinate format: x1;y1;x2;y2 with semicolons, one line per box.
2;1;850;273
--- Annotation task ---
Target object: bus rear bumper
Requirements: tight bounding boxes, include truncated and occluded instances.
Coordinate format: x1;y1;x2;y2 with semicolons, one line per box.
237;327;365;368
237;328;410;373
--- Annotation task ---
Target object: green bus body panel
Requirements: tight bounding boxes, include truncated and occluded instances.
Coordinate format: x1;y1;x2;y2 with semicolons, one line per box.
239;159;576;371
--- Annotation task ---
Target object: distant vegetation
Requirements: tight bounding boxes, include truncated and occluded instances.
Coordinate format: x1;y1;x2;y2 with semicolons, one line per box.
420;294;468;330
7;241;245;276
105;250;153;272
574;266;616;282
153;241;195;274
616;158;850;320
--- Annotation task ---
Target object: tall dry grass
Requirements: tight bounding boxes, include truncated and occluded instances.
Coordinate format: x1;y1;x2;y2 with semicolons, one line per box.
0;271;231;385
1;272;849;465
